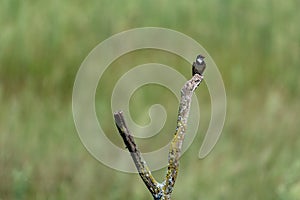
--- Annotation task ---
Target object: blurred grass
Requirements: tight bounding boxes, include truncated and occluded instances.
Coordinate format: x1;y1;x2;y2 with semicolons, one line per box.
1;0;300;199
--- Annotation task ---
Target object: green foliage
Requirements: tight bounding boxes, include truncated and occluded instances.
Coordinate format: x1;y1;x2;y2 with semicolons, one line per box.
0;0;299;199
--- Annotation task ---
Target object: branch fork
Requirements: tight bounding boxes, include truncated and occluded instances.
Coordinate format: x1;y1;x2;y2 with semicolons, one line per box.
114;74;204;199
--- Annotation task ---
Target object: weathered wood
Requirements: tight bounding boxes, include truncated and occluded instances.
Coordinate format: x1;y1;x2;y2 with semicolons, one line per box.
114;73;204;200
114;112;164;199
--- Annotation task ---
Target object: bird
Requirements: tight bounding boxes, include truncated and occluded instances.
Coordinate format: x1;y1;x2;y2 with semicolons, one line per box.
192;54;206;76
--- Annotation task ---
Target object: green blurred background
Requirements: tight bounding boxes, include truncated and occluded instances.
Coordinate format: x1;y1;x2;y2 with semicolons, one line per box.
1;0;300;199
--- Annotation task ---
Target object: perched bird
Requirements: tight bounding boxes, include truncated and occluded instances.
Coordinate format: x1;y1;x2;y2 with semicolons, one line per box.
192;54;206;76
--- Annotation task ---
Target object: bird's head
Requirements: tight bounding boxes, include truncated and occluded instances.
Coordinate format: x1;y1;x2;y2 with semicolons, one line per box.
196;54;205;64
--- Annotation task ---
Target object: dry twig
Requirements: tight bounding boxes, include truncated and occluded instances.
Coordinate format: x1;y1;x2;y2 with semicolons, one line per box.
114;73;204;199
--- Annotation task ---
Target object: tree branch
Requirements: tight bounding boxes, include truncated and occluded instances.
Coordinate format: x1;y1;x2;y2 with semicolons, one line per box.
114;74;204;200
163;74;203;198
114;112;164;199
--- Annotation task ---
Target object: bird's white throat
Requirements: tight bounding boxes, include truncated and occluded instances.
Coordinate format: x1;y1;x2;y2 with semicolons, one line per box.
197;58;203;64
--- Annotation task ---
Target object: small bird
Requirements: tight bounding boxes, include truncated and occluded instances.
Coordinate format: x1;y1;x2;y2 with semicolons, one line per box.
192;54;206;76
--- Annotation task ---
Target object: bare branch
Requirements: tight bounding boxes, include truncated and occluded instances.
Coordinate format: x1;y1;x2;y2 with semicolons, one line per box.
113;73;204;200
114;111;164;199
163;74;203;197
